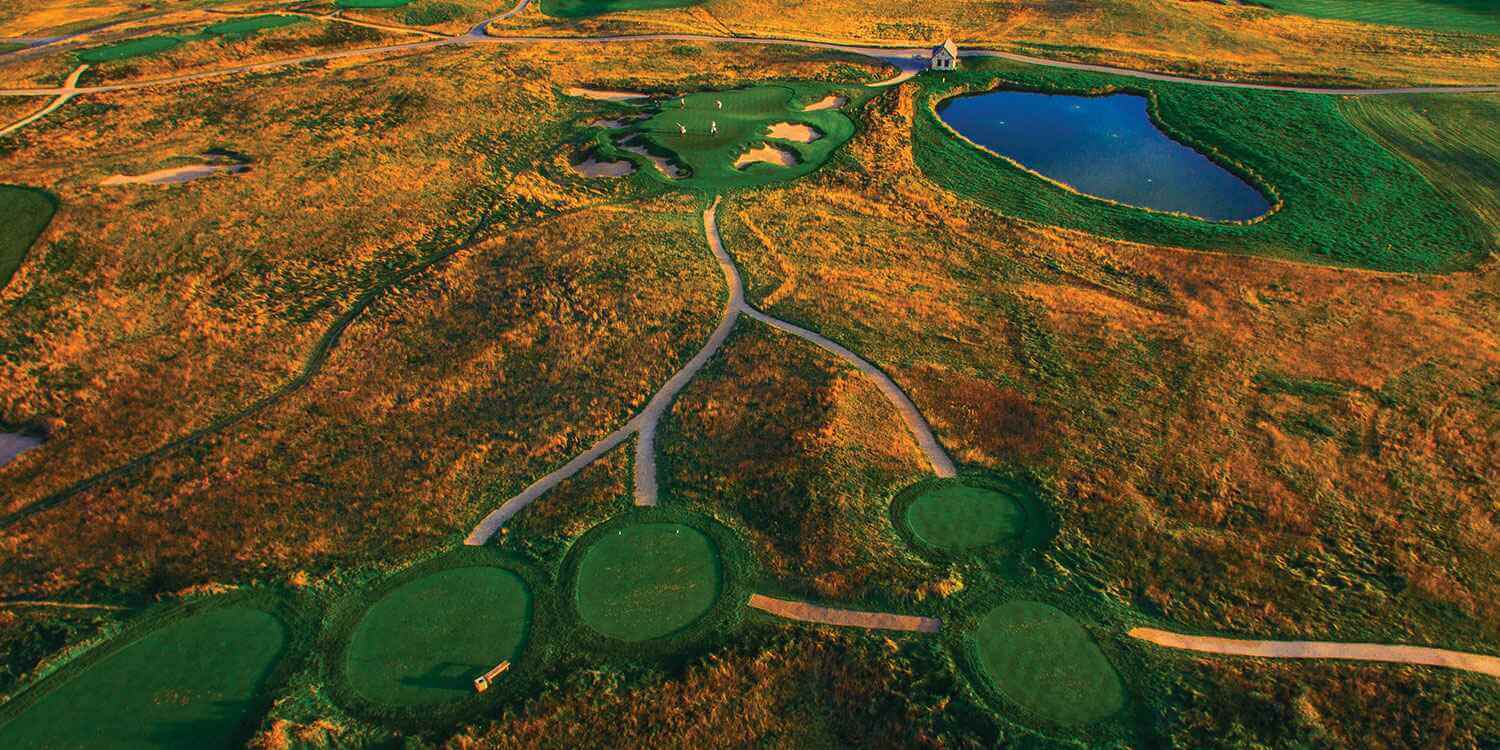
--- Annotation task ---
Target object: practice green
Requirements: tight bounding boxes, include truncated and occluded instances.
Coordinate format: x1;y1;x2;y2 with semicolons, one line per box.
904;484;1026;551
574;523;722;641
592;84;858;192
0;186;55;292
1256;0;1500;35
342;566;532;706
0;606;287;749
204;14;305;37
76;35;187;63
539;0;700;19
971;601;1125;727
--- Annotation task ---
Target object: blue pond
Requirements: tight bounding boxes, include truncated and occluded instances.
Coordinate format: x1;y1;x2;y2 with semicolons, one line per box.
937;90;1271;222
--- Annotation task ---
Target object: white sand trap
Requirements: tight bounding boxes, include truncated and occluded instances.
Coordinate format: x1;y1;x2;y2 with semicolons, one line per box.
589;118;630;128
733;143;799;170
802;94;845;111
101;164;248;186
565;86;648;102
572;156;635;178
765;122;821;143
616;136;685;178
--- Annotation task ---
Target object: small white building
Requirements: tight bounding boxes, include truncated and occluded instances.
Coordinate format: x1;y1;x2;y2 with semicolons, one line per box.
930;39;959;70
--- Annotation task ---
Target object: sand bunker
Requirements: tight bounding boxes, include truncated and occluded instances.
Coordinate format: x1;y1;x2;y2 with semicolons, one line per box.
572;156;635;178
801;94;845;111
101;164;248;186
565;87;648;102
617;136;686;178
765;122;821;143
733;143;799;169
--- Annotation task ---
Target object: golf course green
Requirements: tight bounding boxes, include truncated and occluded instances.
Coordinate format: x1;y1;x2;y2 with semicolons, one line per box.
903;483;1028;552
0;605;288;749
593;84;858;192
76;35;188;63
203;14;305;38
540;0;701;19
342;566;532;707
574;522;722;641
0;186;57;292
970;601;1125;727
336;0;414;8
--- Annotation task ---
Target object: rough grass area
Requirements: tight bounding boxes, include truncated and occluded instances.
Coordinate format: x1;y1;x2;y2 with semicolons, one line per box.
969;601;1125;728
591;83;864;193
916;60;1489;272
902;483;1025;552
0;604;288;748
1341;93;1500;245
573;522;722;642
1256;0;1500;35
203;14;306;37
0;185;54;291
539;0;700;19
76;34;189;63
342;566;531;707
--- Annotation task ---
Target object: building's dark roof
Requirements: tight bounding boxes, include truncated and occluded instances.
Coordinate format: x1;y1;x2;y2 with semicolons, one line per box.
933;38;958;58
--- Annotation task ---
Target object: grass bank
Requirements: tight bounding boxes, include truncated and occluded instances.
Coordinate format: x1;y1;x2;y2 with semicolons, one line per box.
0;186;55;292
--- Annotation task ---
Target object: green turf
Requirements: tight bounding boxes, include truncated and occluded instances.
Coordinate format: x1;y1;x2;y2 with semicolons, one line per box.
0;605;287;749
0;42;26;55
970;601;1125;727
203;14;305;37
342;566;531;707
76;35;190;63
0;186;57;292
574;522;723;641
903;483;1026;551
539;0;700;19
917;61;1489;272
1256;0;1500;35
593;84;860;193
336;0;414;8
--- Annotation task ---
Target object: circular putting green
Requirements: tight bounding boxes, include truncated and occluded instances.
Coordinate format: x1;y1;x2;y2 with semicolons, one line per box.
574;522;723;641
590;84;858;192
903;482;1027;552
342;566;532;707
970;601;1125;727
0;604;288;749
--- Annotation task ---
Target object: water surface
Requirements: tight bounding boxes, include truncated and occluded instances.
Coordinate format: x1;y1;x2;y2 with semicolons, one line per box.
938;90;1271;221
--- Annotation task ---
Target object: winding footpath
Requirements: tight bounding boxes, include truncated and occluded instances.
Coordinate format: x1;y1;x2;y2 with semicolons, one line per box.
0;64;86;137
1131;627;1500;680
748;593;941;633
465;198;955;544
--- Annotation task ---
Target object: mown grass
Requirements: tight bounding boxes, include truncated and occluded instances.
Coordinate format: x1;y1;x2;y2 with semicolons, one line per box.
76;34;189;63
901;482;1025;552
539;0;700;19
1341;93;1500;244
914;59;1489;272
202;14;306;38
0;185;54;292
969;600;1126;728
572;522;723;642
1257;0;1500;35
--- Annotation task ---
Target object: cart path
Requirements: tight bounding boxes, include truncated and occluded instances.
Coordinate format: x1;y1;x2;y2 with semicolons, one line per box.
2;30;1496;99
748;594;941;633
0;599;129;611
1130;627;1500;679
0;63;86;137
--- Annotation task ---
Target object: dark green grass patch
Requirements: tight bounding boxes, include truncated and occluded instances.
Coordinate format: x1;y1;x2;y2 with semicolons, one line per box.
539;0;700;19
573;522;722;642
337;0;413;8
0;186;56;292
903;483;1025;551
590;83;864;194
203;14;306;37
916;61;1489;272
341;566;531;707
76;35;190;63
0;593;302;750
1256;0;1500;35
969;600;1126;728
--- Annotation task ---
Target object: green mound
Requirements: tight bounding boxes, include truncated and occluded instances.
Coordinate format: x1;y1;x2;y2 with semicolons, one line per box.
904;483;1026;551
343;566;531;707
0;605;288;749
970;601;1125;727
574;522;722;641
1257;0;1500;35
204;14;306;37
76;35;187;63
540;0;701;19
0;186;56;292
592;84;858;192
337;0;413;8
